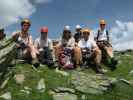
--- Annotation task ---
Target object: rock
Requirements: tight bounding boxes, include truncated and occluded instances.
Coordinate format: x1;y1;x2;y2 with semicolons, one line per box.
129;80;133;85
54;87;75;93
71;71;115;94
0;39;16;65
109;78;118;84
0;38;16;85
55;68;69;76
0;92;11;100
20;86;32;95
20;90;30;95
0;77;10;89
14;74;25;85
37;78;46;92
53;93;77;100
119;78;131;85
81;95;86;100
129;70;133;75
48;90;56;95
24;86;32;91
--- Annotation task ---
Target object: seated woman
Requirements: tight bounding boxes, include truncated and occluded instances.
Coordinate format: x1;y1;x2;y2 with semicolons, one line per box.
56;25;78;69
34;27;54;67
78;28;104;74
12;19;39;65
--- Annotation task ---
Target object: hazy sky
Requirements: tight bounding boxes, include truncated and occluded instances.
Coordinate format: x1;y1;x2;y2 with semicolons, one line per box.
0;0;133;50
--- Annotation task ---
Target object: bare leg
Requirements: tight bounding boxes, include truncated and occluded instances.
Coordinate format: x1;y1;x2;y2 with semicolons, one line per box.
73;47;82;67
93;48;102;65
92;49;104;73
104;46;113;58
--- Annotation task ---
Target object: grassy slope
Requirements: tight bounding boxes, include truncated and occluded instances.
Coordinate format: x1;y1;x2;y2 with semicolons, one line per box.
0;51;133;100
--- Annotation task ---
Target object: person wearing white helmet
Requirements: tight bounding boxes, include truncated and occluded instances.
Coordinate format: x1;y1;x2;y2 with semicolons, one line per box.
56;25;75;48
55;25;82;69
74;25;82;43
64;25;70;31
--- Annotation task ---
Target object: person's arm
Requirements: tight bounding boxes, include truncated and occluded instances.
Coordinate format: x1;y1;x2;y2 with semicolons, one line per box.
11;32;21;48
12;32;19;41
28;36;35;49
28;35;34;46
91;41;98;52
48;39;53;50
34;39;39;49
77;40;82;48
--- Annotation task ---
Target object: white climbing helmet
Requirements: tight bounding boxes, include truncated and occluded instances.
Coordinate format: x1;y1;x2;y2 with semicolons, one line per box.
64;25;70;31
75;25;82;29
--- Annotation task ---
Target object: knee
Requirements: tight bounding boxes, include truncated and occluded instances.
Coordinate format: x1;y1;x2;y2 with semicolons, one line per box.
74;47;81;53
73;47;82;57
95;48;101;55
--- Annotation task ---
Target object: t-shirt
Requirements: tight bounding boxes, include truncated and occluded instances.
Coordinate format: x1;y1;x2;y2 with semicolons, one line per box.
34;37;53;50
60;37;75;48
97;29;108;41
78;39;97;50
12;31;33;46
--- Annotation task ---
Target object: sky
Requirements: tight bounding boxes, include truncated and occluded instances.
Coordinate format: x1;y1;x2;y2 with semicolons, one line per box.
0;0;133;50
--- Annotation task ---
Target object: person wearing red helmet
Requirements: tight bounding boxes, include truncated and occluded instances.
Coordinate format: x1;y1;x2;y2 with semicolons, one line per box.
12;19;39;66
34;26;54;66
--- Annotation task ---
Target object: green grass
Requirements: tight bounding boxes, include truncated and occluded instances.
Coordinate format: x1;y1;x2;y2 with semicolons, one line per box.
0;51;133;100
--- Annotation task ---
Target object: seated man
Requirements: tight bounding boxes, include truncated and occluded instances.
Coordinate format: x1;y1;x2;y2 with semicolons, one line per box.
12;19;39;65
34;27;54;66
96;19;117;70
78;28;104;73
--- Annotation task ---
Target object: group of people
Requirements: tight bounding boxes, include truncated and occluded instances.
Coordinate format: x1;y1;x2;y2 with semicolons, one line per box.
0;19;118;74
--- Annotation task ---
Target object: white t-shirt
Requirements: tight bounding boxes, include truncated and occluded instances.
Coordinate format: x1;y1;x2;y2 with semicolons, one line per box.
60;37;75;48
97;29;108;41
78;39;97;50
34;37;53;50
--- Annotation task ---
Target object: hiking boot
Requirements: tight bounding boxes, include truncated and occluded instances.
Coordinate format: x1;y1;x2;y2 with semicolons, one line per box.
101;68;108;73
109;58;118;71
111;58;118;65
94;65;105;74
53;61;59;68
47;60;54;66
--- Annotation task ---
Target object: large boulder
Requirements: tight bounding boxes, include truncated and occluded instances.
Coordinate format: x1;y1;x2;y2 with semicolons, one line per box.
0;38;16;67
53;93;77;100
71;71;116;94
0;38;16;84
